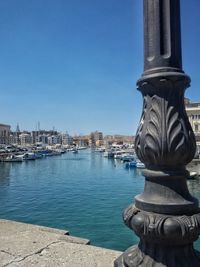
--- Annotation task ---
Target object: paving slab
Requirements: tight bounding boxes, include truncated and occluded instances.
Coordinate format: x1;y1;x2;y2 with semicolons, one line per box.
0;220;121;267
0;251;15;266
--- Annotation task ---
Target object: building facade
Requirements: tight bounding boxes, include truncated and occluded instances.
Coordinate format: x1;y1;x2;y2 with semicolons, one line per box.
0;124;11;145
185;98;200;152
73;135;89;147
89;131;103;147
19;132;32;146
31;130;57;144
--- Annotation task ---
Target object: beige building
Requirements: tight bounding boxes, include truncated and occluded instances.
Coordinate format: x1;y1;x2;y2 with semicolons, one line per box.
19;133;32;146
104;135;135;146
185;98;200;152
0;124;11;145
89;131;103;147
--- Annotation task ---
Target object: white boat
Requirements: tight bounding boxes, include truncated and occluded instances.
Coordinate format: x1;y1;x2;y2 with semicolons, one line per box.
124;160;137;168
123;153;145;168
77;146;87;150
114;151;126;159
67;148;75;151
136;161;145;169
54;149;65;154
48;151;62;156
121;154;135;162
16;152;36;160
188;171;199;180
3;155;23;162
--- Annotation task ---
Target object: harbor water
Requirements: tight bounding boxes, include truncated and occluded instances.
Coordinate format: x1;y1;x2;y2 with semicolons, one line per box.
0;149;200;252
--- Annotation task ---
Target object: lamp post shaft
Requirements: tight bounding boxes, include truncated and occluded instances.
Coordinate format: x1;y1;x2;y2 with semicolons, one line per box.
144;0;182;73
114;1;200;266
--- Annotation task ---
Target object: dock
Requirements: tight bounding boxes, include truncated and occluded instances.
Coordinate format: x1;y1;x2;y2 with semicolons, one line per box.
0;219;121;267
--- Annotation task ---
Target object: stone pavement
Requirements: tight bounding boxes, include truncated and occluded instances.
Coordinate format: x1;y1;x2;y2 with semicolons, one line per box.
0;219;121;267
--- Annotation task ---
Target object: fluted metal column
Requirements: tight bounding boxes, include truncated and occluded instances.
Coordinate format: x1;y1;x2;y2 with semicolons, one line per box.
114;1;200;266
143;0;182;73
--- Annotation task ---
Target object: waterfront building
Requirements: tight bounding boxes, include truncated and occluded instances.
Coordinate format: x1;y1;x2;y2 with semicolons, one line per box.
60;132;74;146
19;132;32;146
104;135;135;147
37;134;49;145
65;133;74;146
0;124;11;145
10;132;21;145
185;98;200;152
13;123;21;145
47;135;61;145
9;133;17;145
9;123;22;145
60;132;67;145
89;131;103;147
95;139;104;146
73;135;89;147
31;130;58;144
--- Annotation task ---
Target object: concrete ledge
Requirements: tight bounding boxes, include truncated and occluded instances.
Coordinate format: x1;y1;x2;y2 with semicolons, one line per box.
0;219;121;267
0;219;69;235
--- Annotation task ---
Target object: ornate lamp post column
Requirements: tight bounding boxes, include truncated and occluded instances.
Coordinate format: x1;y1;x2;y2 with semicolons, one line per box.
115;1;200;266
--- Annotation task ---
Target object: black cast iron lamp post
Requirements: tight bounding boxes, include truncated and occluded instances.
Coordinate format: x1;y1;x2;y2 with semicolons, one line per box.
115;0;200;266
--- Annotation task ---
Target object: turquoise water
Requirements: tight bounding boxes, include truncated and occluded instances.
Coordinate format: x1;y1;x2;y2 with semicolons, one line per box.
0;149;199;251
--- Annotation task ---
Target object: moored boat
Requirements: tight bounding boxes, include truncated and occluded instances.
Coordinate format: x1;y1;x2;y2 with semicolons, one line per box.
121;154;135;162
16;152;36;160
3;155;23;162
103;150;114;158
136;161;145;169
188;171;199;180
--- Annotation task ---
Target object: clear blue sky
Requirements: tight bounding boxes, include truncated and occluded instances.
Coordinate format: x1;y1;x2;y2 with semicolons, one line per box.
0;0;199;135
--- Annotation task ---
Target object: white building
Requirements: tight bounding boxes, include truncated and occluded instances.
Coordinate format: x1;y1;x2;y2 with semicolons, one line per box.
37;134;49;145
185;99;200;134
60;132;68;145
19;133;32;146
185;98;200;152
47;135;61;145
60;132;73;145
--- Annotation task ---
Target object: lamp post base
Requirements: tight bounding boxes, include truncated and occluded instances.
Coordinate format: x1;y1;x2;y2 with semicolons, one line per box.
115;204;200;267
114;242;200;267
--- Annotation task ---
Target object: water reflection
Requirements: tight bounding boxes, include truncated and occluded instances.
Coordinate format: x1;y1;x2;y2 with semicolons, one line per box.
187;177;200;200
0;163;11;186
113;159;122;167
90;150;104;169
123;164;144;177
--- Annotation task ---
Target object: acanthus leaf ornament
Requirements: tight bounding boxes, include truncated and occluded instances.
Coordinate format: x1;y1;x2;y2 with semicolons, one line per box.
135;76;196;170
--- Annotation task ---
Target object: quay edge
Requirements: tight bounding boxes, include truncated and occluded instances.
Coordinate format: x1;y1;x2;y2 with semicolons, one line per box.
0;219;121;267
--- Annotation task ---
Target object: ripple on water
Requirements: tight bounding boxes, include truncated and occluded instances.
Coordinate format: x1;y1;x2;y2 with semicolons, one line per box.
0;151;199;251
